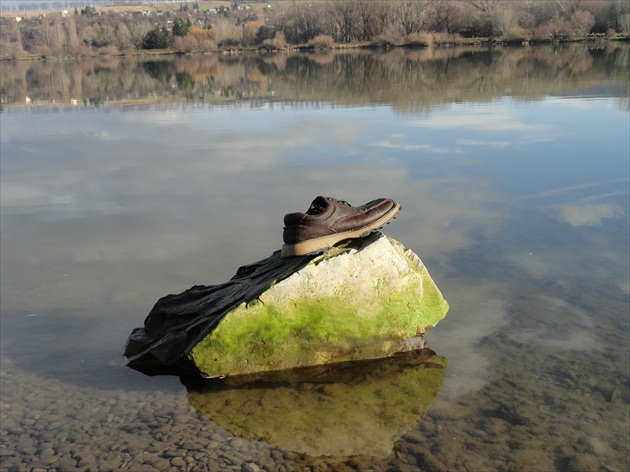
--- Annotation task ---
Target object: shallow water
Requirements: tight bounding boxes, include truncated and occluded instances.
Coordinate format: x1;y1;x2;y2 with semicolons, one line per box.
1;44;629;471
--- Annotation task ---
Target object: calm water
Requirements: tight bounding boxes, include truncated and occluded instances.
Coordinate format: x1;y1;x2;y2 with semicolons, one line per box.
1;44;629;471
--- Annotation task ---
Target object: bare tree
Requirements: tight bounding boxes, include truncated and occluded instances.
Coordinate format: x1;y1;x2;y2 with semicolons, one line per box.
41;18;65;54
326;1;360;43
570;9;595;36
355;0;376;40
428;0;465;34
126;18;152;50
80;23;116;48
393;0;431;35
63;15;81;53
612;0;630;32
463;0;504;35
555;0;584;18
464;0;503;15
213;16;242;45
0;18;25;58
289;2;324;43
494;5;521;36
269;2;322;44
367;1;393;39
113;22;131;50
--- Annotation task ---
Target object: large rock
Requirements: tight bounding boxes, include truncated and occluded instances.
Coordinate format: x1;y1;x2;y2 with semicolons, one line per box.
124;232;448;377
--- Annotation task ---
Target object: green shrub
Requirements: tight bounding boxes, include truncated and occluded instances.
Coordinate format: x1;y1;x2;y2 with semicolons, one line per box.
142;26;172;50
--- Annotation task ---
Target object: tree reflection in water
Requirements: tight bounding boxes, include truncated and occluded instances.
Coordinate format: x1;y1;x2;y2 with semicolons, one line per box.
1;43;627;112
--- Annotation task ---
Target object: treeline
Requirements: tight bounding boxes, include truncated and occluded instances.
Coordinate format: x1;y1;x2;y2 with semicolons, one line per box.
1;0;629;59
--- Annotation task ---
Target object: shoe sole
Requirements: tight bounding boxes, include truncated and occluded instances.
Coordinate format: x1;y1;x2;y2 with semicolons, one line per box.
281;203;401;258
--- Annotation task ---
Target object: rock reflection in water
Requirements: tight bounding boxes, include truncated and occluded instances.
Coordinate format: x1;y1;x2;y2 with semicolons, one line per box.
183;348;446;458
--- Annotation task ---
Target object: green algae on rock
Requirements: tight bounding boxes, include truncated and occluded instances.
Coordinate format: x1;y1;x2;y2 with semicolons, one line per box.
124;232;448;377
189;233;448;378
185;348;447;458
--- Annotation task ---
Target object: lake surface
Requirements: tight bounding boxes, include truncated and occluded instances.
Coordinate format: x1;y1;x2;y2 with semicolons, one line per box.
1;44;629;471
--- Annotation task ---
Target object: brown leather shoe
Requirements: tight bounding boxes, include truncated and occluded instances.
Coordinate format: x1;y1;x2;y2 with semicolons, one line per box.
281;196;401;257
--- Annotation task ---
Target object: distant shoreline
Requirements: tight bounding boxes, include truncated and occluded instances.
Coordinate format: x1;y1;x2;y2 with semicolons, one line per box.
4;35;628;63
2;1;628;61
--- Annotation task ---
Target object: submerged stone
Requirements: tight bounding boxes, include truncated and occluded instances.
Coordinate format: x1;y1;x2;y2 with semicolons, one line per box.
124;232;448;377
185;348;447;458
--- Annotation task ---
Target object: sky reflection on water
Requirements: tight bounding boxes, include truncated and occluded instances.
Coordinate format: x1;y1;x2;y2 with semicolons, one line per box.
2;94;627;394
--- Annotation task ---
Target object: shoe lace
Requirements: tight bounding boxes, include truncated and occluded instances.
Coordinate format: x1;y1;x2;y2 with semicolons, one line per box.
308;197;351;215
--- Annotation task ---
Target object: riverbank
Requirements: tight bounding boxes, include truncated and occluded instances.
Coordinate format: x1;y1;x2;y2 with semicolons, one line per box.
2;34;629;62
1;0;628;61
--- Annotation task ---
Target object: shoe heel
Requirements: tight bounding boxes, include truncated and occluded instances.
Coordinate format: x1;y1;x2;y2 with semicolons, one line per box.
281;235;338;258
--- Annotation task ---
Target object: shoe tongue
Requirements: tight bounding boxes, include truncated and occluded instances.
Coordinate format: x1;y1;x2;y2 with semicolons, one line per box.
306;196;329;215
